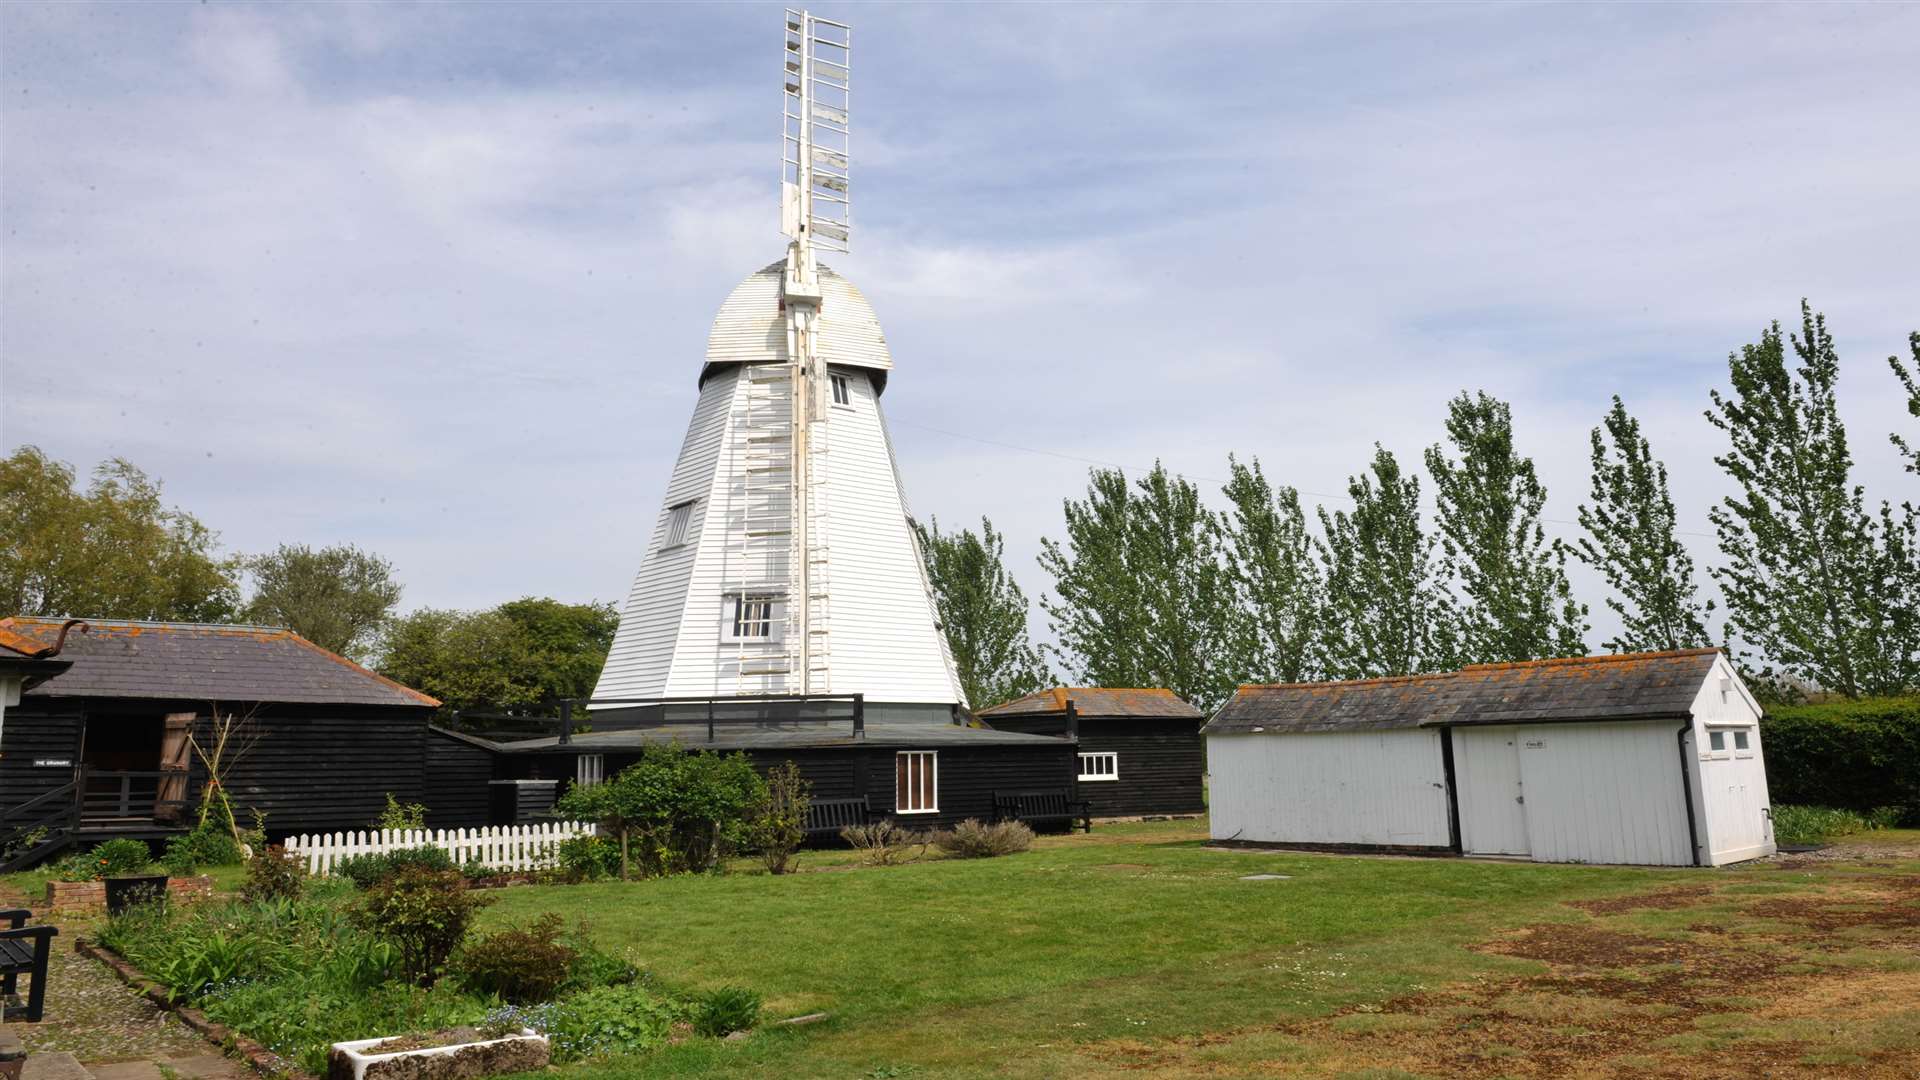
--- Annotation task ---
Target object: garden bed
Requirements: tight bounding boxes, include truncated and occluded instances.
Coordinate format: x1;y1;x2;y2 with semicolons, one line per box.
327;1027;546;1080
45;875;213;917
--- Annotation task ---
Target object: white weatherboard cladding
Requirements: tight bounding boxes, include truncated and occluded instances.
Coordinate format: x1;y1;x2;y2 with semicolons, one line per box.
1206;730;1451;847
1509;721;1694;866
1688;655;1775;865
1454;728;1529;856
594;262;961;707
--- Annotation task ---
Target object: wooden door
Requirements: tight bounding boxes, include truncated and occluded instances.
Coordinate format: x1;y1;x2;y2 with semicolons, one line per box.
1455;727;1529;856
156;712;194;822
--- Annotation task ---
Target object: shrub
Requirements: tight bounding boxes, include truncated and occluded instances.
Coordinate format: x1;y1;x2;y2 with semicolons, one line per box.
747;761;811;875
552;834;621;883
841;820;930;866
162;823;244;876
351;867;491;986
376;793;430;832
1772;804;1903;846
48;851;103;882
693;986;762;1038
456;913;577;1004
335;845;456;889
243;846;308;902
933;818;1034;859
554;746;767;879
539;983;679;1062
563;925;639;992
1761;698;1920;824
91;837;154;878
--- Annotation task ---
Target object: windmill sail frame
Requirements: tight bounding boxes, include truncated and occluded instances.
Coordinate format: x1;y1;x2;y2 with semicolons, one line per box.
782;10;851;253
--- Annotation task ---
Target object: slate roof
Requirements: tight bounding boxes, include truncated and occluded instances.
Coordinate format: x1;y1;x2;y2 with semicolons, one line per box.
976;687;1202;720
493;717;1071;754
1204;649;1723;735
4;617;439;709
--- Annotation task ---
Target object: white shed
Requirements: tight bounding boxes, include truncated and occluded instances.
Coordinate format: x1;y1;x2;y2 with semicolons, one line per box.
1204;649;1775;867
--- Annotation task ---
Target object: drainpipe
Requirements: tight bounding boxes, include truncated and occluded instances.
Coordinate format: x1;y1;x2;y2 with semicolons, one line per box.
1676;718;1702;867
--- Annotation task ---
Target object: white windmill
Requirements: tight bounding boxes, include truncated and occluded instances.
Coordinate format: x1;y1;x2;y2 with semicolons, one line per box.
592;11;966;723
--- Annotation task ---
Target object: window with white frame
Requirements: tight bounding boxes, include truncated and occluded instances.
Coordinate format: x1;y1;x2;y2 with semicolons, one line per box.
576;754;605;787
726;594;779;640
896;751;938;813
1709;730;1726;752
1733;728;1754;757
830;373;852;407
1078;751;1119;781
661;501;696;549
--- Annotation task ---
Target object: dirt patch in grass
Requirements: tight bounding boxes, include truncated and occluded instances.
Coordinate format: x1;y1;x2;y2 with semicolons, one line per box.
1564;884;1715;914
1075;862;1920;1078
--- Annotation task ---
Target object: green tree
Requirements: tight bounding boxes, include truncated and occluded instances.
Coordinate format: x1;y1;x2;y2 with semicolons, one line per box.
913;516;1050;710
1707;303;1920;697
1038;463;1236;710
375;598;617;724
1573;397;1713;653
242;543;402;658
1315;446;1451;679
1219;456;1322;684
554;746;766;879
1425;392;1588;663
1888;331;1920;474
0;446;239;621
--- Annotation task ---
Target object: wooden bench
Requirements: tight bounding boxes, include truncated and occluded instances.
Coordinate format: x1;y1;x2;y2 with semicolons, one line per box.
804;797;873;841
992;789;1092;833
0;910;56;1023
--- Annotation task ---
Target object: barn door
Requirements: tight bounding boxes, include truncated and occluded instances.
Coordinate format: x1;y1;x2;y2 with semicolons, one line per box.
1455;727;1529;856
155;712;194;822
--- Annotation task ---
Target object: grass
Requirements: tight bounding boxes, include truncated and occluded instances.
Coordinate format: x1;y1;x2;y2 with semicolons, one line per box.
1770;803;1904;846
1;859;249;902
480;820;1726;1078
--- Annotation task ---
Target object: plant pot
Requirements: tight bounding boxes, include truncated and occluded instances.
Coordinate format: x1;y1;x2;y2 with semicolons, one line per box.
328;1028;548;1080
103;874;169;914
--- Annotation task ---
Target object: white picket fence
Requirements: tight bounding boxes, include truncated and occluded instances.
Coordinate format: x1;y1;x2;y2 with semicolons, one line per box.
284;821;596;877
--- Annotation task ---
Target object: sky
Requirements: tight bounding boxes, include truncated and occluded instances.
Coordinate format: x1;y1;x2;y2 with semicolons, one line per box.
3;2;1918;655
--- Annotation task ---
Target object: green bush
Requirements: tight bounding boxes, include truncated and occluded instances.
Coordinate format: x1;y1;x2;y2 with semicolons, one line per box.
933;819;1034;859
554;746;767;879
1761;698;1920;824
456;913;576;1004
242;847;308;902
692;985;762;1038
1772;804;1903;846
541;983;680;1061
376;792;429;832
747;761;811;875
90;838;154;878
350;867;491;986
552;834;622;883
335;845;456;889
162;824;244;876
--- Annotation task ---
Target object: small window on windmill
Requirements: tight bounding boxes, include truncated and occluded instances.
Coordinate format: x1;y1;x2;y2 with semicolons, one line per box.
830;373;852;407
729;594;778;639
661;501;695;550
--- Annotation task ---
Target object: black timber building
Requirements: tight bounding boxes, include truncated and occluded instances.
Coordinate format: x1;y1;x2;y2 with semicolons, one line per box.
976;688;1206;818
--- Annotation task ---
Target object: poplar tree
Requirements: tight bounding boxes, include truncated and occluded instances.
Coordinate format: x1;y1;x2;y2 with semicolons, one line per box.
1888;331;1920;475
914;516;1051;711
1315;446;1451;678
1426;391;1588;663
1219;456;1323;684
1038;463;1236;710
1573;397;1713;653
1707;303;1920;697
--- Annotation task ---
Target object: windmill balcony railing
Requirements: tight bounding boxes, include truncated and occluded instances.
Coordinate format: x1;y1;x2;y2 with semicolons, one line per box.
554;692;865;745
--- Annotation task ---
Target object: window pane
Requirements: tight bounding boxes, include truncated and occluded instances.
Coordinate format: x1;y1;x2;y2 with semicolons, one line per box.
1734;730;1750;750
663;502;694;548
832;374;850;405
1710;731;1725;751
895;754;909;811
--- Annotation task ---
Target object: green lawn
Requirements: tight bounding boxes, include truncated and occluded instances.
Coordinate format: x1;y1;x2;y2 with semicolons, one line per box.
480;821;1723;1078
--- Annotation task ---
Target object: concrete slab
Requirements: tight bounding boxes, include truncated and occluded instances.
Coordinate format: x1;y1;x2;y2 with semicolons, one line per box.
21;1053;92;1080
154;1059;244;1080
77;1064;157;1080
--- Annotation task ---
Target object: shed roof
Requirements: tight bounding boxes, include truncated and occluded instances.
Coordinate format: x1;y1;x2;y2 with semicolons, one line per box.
976;687;1202;720
4;617;439;709
1205;649;1723;735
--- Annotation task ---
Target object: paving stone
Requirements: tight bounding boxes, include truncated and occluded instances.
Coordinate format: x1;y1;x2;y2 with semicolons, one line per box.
21;1053;92;1080
153;1058;244;1080
76;1064;157;1080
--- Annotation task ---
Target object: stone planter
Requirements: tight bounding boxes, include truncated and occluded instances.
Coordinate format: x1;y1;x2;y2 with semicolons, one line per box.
103;874;170;914
327;1029;548;1080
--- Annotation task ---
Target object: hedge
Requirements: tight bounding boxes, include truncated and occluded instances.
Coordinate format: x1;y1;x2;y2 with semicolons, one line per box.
1759;697;1920;824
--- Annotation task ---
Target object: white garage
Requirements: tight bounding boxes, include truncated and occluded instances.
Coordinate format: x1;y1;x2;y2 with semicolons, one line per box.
1204;649;1775;867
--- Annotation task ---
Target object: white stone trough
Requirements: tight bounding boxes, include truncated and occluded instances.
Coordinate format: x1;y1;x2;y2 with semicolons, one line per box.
326;1028;548;1080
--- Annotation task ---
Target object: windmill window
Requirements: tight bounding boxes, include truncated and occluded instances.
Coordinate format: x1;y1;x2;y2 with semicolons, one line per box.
896;751;938;814
576;754;605;788
1078;752;1119;781
728;594;779;640
830;373;852;407
661;501;696;549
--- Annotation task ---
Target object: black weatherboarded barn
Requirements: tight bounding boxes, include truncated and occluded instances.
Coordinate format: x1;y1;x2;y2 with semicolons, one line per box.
0;617;482;868
977;688;1206;818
